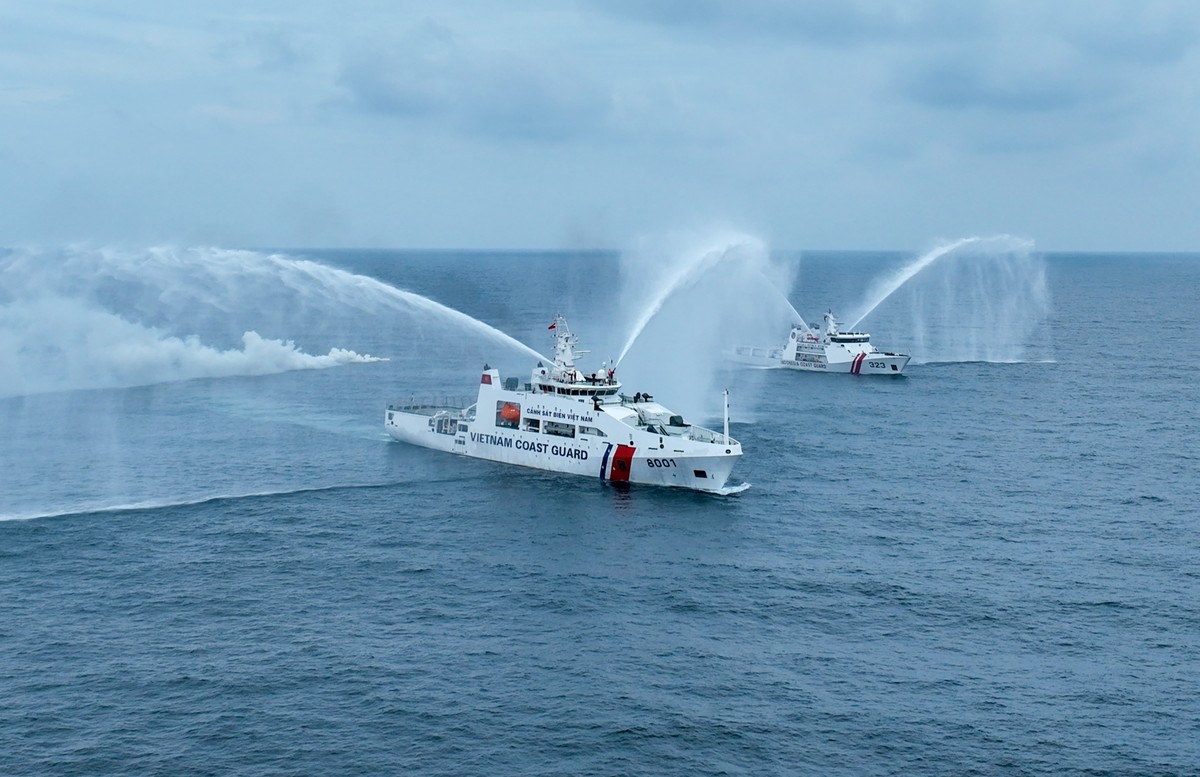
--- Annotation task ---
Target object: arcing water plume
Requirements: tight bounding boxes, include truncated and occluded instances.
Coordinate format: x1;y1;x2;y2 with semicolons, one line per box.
610;230;798;421
253;254;545;363
848;236;984;330
615;236;782;365
615;232;800;365
0;246;545;398
845;236;1052;364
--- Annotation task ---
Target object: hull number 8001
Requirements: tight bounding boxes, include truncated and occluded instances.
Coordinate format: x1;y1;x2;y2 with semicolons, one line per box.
646;458;677;468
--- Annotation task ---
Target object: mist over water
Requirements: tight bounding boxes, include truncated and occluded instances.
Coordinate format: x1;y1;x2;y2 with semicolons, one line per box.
610;231;798;422
615;234;800;365
0;246;543;398
0;236;1053;402
845;236;1053;364
847;237;985;330
3;248;1197;777
605;231;1053;423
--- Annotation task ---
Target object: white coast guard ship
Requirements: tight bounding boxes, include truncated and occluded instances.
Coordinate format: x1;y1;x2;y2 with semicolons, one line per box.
386;316;744;493
731;311;910;375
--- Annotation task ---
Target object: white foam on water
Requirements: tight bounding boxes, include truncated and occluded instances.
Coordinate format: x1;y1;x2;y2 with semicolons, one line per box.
0;297;384;397
0;245;544;397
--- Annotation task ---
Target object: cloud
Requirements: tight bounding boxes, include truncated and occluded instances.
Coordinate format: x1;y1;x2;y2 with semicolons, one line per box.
212;26;317;73
3;0;1199;250
335;22;615;142
872;2;1200;161
900;55;1095;114
898;2;1200;109
1064;1;1199;65
590;0;981;45
457;60;615;142
0;85;72;106
594;0;1199;124
331;21;453;118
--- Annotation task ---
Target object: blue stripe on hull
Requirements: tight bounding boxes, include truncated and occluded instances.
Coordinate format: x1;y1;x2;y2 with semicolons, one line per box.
598;443;613;480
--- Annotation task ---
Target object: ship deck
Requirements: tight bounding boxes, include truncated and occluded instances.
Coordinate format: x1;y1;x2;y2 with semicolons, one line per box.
387;396;475;417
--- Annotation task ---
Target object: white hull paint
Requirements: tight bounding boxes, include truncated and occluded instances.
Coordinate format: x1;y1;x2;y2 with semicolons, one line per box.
731;311;910;376
386;317;743;493
780;351;910;375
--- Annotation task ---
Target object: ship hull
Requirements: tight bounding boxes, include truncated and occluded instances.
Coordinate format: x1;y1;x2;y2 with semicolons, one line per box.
386;318;743;494
782;352;910;375
731;313;909;376
386;406;740;493
730;348;910;374
385;410;464;453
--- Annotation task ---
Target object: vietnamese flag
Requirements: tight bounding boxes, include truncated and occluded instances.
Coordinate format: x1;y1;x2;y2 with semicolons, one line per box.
548;321;556;330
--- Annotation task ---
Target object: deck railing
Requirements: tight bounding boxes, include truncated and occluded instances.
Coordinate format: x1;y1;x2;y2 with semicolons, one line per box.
685;425;738;446
388;396;476;414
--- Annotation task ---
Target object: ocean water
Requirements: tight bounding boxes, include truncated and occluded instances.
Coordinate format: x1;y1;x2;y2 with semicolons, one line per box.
2;246;1198;776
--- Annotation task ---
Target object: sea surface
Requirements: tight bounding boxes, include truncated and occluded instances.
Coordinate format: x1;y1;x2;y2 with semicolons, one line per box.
2;246;1198;776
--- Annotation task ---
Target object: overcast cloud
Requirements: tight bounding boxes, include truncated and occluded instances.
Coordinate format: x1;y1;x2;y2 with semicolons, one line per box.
1;0;1197;250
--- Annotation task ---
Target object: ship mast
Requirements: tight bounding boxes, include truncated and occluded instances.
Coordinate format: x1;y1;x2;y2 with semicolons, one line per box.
550;314;590;383
723;389;730;445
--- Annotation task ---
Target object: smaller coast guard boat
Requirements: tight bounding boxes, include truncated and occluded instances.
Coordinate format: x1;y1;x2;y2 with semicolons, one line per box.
386;316;745;493
731;311;910;375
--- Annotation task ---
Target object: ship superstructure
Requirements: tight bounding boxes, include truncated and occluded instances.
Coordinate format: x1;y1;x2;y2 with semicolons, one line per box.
386;316;744;492
731;311;910;375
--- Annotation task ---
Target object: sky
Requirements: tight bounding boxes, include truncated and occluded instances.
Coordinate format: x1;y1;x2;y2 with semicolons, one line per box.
1;0;1198;251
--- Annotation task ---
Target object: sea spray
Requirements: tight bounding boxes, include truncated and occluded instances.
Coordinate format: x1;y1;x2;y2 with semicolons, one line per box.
845;236;1052;364
0;246;546;397
610;231;798;421
848;237;984;330
0;297;382;397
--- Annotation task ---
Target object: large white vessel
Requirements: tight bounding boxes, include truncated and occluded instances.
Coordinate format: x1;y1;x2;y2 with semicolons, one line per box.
731;311;910;375
386;316;744;493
